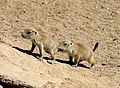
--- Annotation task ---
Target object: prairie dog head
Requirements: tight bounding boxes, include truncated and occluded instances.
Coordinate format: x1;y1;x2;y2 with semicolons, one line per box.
58;41;74;53
21;28;39;39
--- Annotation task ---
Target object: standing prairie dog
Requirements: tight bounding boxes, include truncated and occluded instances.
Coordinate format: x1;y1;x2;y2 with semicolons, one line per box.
21;28;57;63
58;41;99;68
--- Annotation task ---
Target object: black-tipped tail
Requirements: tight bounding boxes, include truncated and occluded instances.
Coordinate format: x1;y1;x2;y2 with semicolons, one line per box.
93;42;99;52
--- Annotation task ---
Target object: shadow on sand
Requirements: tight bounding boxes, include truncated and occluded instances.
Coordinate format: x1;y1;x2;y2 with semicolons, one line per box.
12;46;89;69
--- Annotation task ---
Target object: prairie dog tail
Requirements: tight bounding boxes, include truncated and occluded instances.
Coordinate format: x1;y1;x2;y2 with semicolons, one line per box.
93;42;99;52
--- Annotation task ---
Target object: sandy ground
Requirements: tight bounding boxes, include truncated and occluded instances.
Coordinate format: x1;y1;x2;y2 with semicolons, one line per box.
0;0;120;88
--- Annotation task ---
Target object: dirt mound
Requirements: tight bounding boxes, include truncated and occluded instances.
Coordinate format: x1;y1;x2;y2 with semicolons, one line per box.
0;0;120;88
0;43;114;88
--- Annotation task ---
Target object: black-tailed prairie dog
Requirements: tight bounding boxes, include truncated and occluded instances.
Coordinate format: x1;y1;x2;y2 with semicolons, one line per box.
58;41;99;68
21;28;57;63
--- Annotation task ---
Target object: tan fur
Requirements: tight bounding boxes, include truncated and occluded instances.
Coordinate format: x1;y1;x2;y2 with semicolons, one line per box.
21;28;56;63
58;41;98;68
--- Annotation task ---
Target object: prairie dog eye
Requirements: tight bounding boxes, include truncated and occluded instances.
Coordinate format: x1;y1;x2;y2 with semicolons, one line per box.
70;42;73;45
33;31;37;34
34;31;37;34
27;32;31;34
63;43;67;46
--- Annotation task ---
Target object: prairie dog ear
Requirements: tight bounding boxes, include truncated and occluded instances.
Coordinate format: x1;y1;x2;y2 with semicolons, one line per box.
71;40;74;43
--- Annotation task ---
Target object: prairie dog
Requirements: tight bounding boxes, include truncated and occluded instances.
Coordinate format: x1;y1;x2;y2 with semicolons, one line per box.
21;28;57;63
58;41;99;68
